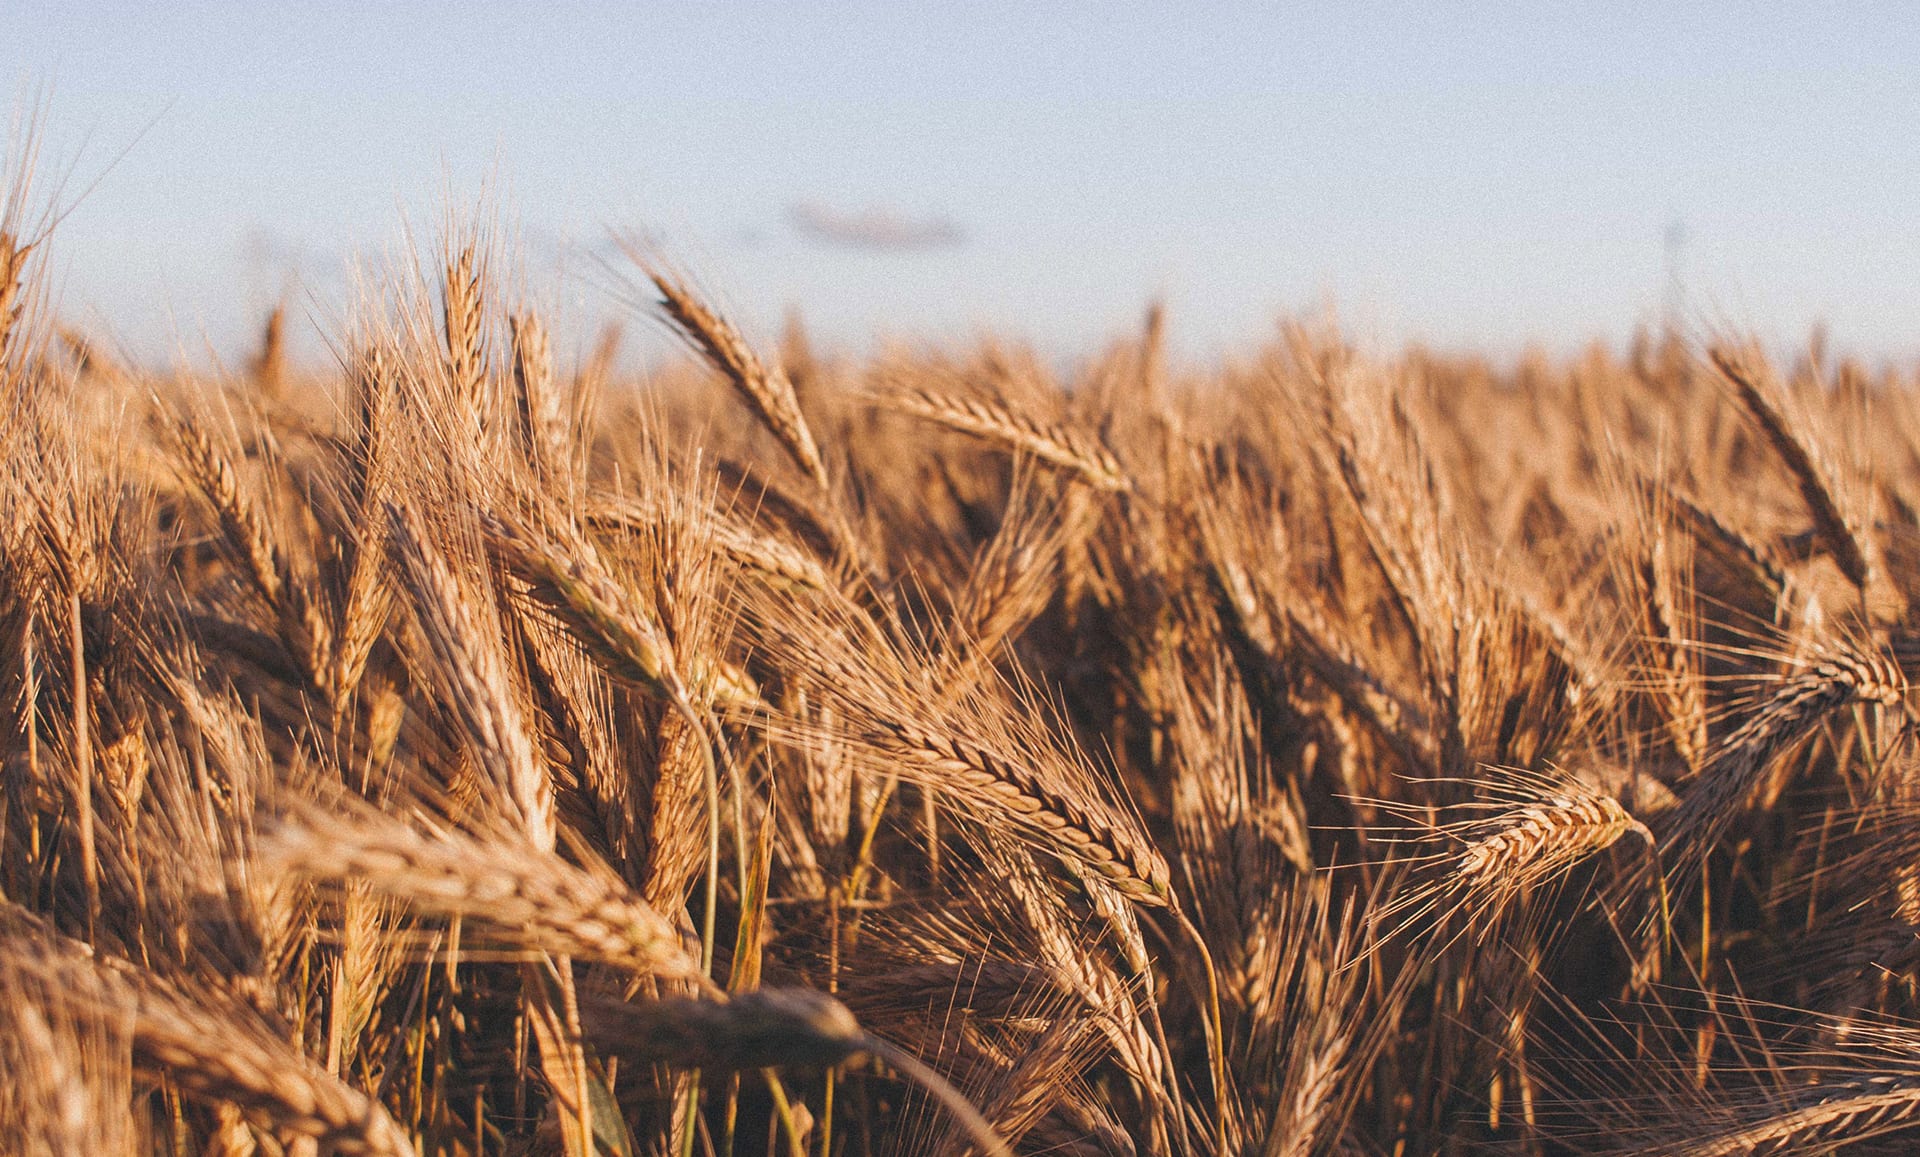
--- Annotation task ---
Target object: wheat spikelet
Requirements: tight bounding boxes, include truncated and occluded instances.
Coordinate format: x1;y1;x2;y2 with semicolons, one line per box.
55;322;105;380
509;310;572;484
1641;529;1709;770
253;303;286;400
1451;782;1652;899
165;412;352;707
1198;500;1438;772
1284;596;1439;771
126;986;415;1157
997;859;1177;1121
925;1014;1107;1157
884;385;1132;493
589;493;835;593
442;245;489;436
1372;767;1653;944
330;538;391;712
0;231;30;372
0;946;128;1157
1139;298;1165;406
1654;477;1789;599
1250;879;1372;1157
709;518;837;594
167;415;285;607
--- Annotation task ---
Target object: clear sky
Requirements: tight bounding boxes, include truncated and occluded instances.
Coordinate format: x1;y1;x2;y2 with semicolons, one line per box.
7;2;1920;368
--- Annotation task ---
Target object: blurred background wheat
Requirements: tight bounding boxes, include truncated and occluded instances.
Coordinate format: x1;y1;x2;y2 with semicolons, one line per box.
9;6;1920;1154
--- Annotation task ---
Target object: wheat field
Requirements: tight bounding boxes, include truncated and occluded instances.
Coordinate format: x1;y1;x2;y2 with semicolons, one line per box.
6;164;1920;1156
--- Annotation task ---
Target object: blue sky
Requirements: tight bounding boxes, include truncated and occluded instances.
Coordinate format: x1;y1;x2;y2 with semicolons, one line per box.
8;2;1920;368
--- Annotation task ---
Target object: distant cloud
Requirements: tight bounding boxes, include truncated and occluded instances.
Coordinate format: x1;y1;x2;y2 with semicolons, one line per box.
787;202;965;252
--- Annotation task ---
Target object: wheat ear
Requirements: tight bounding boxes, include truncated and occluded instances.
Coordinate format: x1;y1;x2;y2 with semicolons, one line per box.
480;509;688;706
884;385;1132;493
442;245;489;436
0;231;28;371
1662;642;1906;868
386;503;555;842
589;494;835;594
865;719;1171;905
1714;348;1880;600
166;414;285;607
253;303;286;400
262;802;706;984
1652;477;1789;599
510;310;572;484
1451;783;1653;899
4;909;414;1157
1669;1077;1920;1157
641;263;831;491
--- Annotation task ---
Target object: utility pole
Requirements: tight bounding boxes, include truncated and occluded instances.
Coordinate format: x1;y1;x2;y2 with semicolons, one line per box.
1662;217;1688;336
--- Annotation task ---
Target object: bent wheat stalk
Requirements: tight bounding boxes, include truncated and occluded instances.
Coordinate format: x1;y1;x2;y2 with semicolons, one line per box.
586;988;1012;1157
